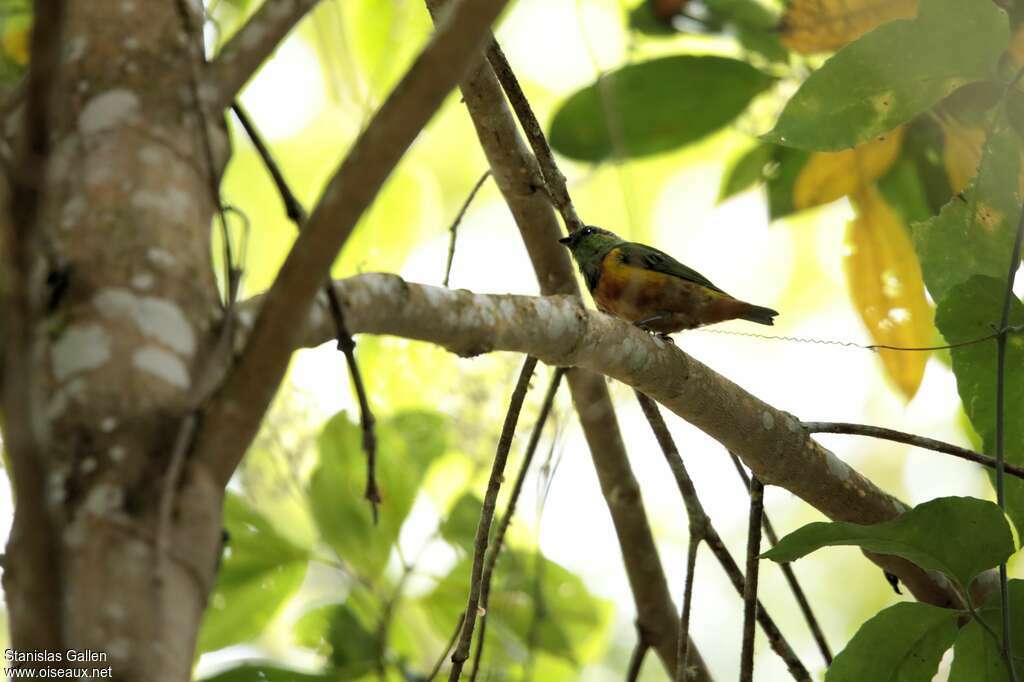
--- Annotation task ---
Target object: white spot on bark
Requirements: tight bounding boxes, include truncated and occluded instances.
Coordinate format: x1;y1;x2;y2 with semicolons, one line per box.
47;470;67;507
133;346;190;389
64;36;88;63
100;416;118;432
132;272;155;290
108;638;130;661
109;445;126;463
84;483;123;514
64;522;86;548
761;411;775;430
123;37;139;51
81;458;97;474
147;248;176;267
823;450;851;481
78;90;140;135
132;188;193;224
93;288;196;356
51;324;112;381
62;195;87;230
421;284;456;308
104;603;125;623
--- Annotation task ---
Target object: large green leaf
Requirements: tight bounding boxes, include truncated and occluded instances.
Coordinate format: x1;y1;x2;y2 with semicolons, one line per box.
825;602;960;682
913;122;1022;303
421;550;611;665
949;579;1024;681
198;494;310;653
763;496;1015;591
549;56;773;162
309;410;448;577
936;277;1024;533
764;0;1009;151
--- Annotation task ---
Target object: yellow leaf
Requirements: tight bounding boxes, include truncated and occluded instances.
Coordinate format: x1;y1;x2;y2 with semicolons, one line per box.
793;127;904;210
844;185;933;400
1007;22;1024;67
939;116;986;195
779;0;917;54
2;25;29;66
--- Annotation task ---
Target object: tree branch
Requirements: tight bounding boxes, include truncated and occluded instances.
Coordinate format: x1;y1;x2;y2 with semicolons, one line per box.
419;11;708;675
207;0;324;110
804;421;1024;480
740;476;765;682
195;0;512;486
265;273;965;609
449;356;537;681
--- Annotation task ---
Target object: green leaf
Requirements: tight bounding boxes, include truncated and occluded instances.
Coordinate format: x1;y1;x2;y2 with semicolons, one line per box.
825;602;960;682
199;663;331;682
949;579;1024;681
877;155;932;226
913;121;1022;304
764;0;1009;151
421;551;611;665
626;1;677;36
720;143;774;201
763;496;1014;591
293;603;379;676
935;277;1024;533
549;56;773;162
198;494;310;653
766;146;811;219
309;410;448;577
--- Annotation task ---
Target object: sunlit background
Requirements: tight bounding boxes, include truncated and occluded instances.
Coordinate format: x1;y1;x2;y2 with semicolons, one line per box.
0;0;1013;679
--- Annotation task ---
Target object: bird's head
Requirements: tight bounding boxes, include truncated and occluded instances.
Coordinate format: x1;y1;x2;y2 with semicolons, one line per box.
558;226;622;266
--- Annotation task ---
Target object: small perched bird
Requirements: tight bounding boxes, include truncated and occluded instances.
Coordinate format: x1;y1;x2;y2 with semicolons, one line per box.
559;226;778;334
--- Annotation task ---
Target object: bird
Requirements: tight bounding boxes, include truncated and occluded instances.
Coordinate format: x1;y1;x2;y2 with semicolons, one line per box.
558;226;778;334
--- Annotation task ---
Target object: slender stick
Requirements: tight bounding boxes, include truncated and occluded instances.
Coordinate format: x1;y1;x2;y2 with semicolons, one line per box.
427;613;466;681
449;356;538;681
229;101;382;520
635;392;809;681
730;453;832;665
803;422;1024;481
994;179;1024;682
469;368;565;681
444;170;491;287
740;476;765;682
626;636;650;682
676;534;700;682
485;41;584;233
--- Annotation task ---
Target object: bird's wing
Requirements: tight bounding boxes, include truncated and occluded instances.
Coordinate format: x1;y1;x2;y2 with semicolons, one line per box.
616;242;727;294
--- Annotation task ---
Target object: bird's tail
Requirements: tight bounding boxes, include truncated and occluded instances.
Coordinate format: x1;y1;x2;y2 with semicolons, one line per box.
738;303;778;326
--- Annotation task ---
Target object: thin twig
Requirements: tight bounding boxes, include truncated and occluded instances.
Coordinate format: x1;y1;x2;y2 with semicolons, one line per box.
740;476;765;682
228;104;382;518
485;41;584;233
196;0;512;488
676;535;699;682
730;454;832;665
449;356;538;681
803;421;1024;481
625;633;650;682
444;170;491;287
469;367;565;682
994;168;1024;682
635;391;810;681
427;613;466;681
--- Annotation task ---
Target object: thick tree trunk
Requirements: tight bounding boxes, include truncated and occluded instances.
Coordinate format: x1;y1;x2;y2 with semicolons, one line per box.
3;2;225;677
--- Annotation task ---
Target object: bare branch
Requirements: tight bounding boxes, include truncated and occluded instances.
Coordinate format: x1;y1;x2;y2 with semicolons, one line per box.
418;9;707;674
626;634;650;682
208;0;324;109
636;392;808;680
444;170;491;287
267;273;967;609
449;356;537;681
804;421;1024;480
230;101;381;520
740;476;765;682
676;536;699;682
730;453;832;665
195;0;512;486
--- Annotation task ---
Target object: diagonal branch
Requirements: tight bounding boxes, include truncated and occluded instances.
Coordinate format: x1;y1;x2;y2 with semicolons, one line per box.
419;13;709;675
195;0;513;486
207;0;324;110
267;273;967;610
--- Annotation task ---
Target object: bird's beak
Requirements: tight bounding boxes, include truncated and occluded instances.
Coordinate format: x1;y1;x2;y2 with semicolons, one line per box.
558;235;572;245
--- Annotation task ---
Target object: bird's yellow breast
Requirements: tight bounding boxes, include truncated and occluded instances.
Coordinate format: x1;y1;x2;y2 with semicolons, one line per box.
592;247;675;322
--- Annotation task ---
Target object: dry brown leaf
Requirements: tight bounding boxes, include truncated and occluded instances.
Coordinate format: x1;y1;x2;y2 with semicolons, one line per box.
779;0;917;54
